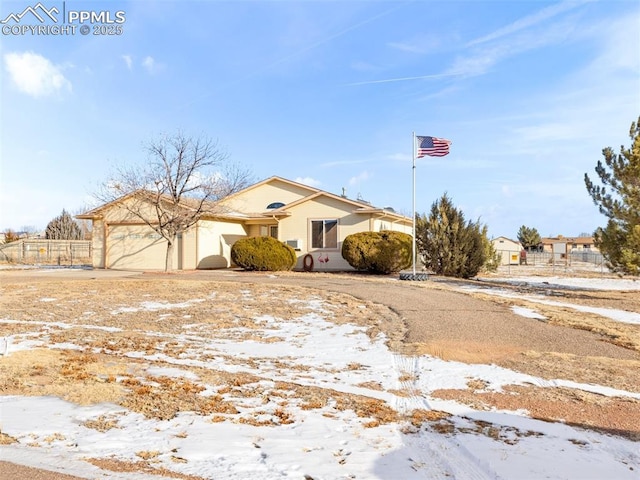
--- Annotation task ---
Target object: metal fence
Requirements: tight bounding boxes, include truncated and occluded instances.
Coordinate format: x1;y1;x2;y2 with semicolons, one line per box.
495;249;608;275
0;239;92;266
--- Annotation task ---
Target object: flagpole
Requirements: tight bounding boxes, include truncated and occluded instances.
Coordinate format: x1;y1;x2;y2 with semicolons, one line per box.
412;131;416;276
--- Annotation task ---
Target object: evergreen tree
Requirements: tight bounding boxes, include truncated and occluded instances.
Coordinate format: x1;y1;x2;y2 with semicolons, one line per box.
45;209;83;240
517;225;542;251
481;225;501;273
584;117;640;275
415;194;492;278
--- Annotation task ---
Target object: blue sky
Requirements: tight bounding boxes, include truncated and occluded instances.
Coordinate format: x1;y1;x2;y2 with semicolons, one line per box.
1;0;639;238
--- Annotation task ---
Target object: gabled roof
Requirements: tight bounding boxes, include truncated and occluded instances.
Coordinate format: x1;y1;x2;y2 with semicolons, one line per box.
541;236;595;244
492;236;521;245
267;190;411;225
222;176;321;203
76;190;230;220
77;176;411;225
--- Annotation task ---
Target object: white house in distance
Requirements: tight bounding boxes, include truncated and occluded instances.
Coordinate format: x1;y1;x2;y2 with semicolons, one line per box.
77;176;413;271
491;236;523;265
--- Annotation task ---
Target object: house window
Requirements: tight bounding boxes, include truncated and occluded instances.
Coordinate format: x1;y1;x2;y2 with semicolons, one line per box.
266;202;285;209
311;219;337;249
260;225;278;238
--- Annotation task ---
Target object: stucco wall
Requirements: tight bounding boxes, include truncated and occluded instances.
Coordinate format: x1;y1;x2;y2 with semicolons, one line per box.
196;220;248;269
221;179;314;213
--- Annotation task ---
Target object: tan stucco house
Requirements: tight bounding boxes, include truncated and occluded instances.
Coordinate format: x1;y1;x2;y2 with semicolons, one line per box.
77;176;413;271
540;236;599;253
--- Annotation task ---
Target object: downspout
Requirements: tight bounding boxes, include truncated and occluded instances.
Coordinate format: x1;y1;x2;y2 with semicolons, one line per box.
272;215;280;240
195;223;199;270
103;221;109;269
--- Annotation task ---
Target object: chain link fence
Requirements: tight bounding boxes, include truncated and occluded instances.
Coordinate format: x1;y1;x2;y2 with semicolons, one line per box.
495;249;608;275
0;240;92;266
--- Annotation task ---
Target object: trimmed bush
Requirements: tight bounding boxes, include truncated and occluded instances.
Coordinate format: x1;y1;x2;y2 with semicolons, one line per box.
341;230;412;274
231;236;297;271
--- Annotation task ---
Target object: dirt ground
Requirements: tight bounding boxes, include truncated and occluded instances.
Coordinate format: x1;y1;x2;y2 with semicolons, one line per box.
1;268;639;478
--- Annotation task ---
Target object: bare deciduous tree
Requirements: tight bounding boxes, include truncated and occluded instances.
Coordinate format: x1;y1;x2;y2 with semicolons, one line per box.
97;132;252;271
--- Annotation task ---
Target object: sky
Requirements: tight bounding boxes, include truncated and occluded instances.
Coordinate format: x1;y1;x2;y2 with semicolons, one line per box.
1;0;639;238
1;272;639;479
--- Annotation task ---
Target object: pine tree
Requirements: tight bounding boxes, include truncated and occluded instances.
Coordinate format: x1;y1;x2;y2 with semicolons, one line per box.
415;194;492;278
584;117;640;275
517;225;542;251
45;209;83;240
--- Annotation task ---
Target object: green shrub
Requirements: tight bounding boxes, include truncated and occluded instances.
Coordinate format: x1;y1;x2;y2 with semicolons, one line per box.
341;230;412;274
231;236;297;271
416;193;494;278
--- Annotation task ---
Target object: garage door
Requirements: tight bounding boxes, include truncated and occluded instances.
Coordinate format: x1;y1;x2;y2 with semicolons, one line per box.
106;225;168;270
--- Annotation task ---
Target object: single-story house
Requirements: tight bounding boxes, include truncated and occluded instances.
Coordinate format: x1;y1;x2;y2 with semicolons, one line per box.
491;236;523;265
540;236;599;253
77;176;413;271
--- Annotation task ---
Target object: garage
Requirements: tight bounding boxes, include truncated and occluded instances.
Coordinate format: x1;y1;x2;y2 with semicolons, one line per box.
106;224;168;270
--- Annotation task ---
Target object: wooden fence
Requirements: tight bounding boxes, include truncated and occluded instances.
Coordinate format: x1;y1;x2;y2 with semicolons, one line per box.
0;239;92;266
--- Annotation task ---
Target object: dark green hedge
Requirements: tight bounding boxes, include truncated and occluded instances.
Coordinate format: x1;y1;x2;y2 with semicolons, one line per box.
231;236;297;271
341;230;412;274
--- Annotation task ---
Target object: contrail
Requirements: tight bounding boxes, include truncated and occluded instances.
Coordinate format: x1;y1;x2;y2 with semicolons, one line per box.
178;2;410;111
345;71;464;86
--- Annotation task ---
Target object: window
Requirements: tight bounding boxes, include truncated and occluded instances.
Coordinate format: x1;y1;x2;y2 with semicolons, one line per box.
266;202;285;209
311;219;337;249
259;225;278;238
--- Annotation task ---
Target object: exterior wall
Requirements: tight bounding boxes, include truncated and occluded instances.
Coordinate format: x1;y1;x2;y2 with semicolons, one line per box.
106;224;170;270
86;181;412;271
196;219;248;269
179;228;197;270
92;219;105;268
492;237;522;265
221;179;315;213
372;217;413;234
279;196;376;271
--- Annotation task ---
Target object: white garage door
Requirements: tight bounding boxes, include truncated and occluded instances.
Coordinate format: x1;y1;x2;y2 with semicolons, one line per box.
107;225;168;270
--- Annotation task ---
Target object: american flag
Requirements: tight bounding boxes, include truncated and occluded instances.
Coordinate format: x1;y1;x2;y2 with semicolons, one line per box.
416;136;451;157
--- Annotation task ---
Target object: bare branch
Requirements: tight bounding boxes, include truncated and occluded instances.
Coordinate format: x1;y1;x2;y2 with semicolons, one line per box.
94;132;252;271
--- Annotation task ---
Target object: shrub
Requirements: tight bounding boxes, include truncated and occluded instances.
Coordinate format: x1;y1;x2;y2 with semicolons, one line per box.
341;230;412;274
231;236;297;271
416;193;494;278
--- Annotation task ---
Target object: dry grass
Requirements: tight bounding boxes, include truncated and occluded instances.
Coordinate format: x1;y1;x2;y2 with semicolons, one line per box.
86;458;207;480
1;274;639;454
432;384;640;440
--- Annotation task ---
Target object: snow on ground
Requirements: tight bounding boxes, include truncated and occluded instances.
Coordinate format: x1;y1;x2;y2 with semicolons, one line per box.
1;281;639;479
461;277;640;325
484;275;640;291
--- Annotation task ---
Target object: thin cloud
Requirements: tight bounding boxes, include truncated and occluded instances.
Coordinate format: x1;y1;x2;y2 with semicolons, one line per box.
446;19;575;78
319;159;368;168
466;0;589;47
387;153;411;162
345;71;463;87
349;171;370;186
3;51;71;98
142;56;156;73
295;176;321;187
122;54;133;70
179;2;407;109
387;33;441;55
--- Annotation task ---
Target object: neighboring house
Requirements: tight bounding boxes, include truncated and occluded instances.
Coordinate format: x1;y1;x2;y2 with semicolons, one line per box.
491;236;523;265
540;236;599;253
77;176;413;271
